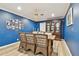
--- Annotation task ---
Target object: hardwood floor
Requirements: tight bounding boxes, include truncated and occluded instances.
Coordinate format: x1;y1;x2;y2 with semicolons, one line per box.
0;40;71;56
0;42;56;56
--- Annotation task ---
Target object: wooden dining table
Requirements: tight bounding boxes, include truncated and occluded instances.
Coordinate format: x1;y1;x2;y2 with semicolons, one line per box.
32;31;56;56
47;35;55;56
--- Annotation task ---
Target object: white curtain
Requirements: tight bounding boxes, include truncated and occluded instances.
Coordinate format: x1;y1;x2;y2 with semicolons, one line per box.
40;22;46;32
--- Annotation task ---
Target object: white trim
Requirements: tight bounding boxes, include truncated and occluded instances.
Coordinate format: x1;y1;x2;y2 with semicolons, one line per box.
62;39;72;56
0;8;26;17
0;41;20;49
66;7;73;26
0;39;72;56
0;8;33;21
0;8;64;22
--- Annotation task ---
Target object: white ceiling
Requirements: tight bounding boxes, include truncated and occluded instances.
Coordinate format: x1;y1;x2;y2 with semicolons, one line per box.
0;3;70;21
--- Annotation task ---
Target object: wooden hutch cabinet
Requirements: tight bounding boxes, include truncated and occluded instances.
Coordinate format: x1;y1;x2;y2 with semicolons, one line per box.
46;21;55;33
46;19;62;41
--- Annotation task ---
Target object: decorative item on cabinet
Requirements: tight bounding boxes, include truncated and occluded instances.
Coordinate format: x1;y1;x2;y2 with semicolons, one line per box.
54;20;61;41
46;19;63;41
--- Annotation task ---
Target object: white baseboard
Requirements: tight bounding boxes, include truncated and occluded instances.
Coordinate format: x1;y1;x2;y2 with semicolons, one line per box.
0;41;20;49
62;39;72;56
0;39;71;56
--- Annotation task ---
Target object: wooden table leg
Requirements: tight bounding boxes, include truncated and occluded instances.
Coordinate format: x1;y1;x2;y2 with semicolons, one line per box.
48;39;52;56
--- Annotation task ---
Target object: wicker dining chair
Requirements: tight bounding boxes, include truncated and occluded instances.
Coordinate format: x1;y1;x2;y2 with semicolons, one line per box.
18;32;27;53
26;33;36;53
35;34;48;56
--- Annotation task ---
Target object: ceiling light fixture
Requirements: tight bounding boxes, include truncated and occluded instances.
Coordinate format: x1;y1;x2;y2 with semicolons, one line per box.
17;6;22;11
52;13;55;17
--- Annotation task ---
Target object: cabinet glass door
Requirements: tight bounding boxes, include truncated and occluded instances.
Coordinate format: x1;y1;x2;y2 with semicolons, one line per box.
56;22;60;32
46;22;51;32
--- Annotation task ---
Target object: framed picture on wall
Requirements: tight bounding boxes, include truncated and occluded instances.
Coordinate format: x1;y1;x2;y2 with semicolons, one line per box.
66;7;73;26
6;20;11;29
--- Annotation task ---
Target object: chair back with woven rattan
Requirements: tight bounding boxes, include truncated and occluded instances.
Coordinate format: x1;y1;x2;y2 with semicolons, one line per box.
19;32;27;43
35;34;48;47
26;33;35;44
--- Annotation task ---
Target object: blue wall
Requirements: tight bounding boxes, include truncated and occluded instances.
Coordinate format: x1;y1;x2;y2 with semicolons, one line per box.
64;3;79;56
0;9;39;46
